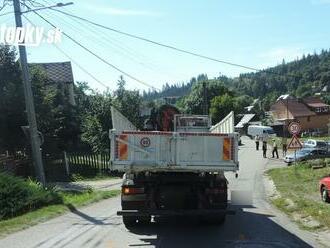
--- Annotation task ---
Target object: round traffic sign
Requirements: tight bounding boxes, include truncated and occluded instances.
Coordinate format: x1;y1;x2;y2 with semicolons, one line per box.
288;122;301;135
140;137;151;147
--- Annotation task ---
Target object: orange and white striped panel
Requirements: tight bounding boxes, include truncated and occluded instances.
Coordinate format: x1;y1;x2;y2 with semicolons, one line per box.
118;134;128;160
223;138;231;161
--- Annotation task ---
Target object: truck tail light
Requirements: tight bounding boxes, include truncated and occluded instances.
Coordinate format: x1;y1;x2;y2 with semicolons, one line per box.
223;138;231;161
122;187;145;195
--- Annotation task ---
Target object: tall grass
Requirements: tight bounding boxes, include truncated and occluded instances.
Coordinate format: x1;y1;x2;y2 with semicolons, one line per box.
0;172;62;220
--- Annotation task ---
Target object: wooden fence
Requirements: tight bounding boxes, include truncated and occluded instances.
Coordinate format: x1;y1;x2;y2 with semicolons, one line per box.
66;152;111;176
42;152;112;181
1;151;113;182
0;154;32;177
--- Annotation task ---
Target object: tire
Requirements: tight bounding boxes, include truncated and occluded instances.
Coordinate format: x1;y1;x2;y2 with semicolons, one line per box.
123;216;137;228
321;187;330;203
137;216;151;225
123;216;151;228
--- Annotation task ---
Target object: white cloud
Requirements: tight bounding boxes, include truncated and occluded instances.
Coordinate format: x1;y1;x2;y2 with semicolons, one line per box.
259;47;306;63
310;0;330;5
83;5;162;17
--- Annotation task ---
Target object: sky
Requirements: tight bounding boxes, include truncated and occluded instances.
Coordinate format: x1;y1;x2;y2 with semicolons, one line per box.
0;0;330;92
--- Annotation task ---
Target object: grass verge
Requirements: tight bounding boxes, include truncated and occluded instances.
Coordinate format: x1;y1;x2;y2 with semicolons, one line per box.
0;189;120;237
268;164;330;230
70;173;121;181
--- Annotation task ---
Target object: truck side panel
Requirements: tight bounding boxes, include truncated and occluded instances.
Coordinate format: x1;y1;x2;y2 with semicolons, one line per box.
110;131;238;172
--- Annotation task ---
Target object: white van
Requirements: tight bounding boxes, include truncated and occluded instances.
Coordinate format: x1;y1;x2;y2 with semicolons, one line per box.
247;125;276;139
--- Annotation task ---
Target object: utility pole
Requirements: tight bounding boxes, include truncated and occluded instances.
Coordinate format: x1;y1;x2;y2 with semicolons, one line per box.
202;81;208;115
13;0;46;185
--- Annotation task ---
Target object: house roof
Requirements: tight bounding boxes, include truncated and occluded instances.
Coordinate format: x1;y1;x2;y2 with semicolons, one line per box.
281;99;316;118
307;103;329;108
277;94;294;101
235;114;256;128
287;100;316;117
30;62;74;83
303;97;329;108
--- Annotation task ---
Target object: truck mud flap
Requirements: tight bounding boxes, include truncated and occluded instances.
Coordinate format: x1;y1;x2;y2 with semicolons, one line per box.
117;209;235;217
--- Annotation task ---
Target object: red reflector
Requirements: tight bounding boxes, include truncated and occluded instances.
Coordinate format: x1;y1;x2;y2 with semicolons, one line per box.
122;187;145;195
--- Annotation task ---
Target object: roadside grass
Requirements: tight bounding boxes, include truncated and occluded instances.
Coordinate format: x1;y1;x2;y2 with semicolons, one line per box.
70;172;121;181
0;189;120;237
268;164;330;230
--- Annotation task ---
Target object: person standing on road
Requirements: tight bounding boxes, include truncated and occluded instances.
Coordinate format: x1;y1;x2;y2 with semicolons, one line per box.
282;137;287;157
272;139;279;159
255;135;260;150
262;140;267;158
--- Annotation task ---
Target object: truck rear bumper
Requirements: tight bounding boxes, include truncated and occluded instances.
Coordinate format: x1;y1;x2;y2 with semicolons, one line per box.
117;209;235;217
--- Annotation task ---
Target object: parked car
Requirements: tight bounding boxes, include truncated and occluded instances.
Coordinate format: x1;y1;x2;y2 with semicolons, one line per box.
311;128;323;137
319;176;330;203
302;129;324;137
284;148;328;164
303;139;328;150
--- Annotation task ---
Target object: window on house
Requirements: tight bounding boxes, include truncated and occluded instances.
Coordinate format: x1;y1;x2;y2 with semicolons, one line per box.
315;107;321;113
307;116;310;122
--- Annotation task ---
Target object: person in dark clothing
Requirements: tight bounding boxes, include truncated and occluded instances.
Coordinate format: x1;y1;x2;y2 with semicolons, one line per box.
282;138;287;157
255;135;260;150
272;139;279;159
262;141;267;158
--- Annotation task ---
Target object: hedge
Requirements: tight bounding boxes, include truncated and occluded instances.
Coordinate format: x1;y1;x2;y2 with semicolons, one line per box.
0;172;62;220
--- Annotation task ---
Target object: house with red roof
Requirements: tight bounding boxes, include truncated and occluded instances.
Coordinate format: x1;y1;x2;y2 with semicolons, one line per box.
270;96;330;135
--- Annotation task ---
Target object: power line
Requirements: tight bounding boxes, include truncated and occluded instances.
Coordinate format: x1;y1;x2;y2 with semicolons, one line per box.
0;10;13;17
22;3;160;91
50;9;262;72
0;0;11;12
23;14;110;89
30;1;183;80
50;8;303;81
43;9;159;73
27;1;296;81
46;9;186;80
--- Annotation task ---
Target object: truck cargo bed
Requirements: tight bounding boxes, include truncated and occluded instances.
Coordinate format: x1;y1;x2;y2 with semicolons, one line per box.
110;131;239;173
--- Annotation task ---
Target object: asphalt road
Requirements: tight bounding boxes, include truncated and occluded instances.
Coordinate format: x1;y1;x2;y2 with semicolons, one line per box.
0;137;325;247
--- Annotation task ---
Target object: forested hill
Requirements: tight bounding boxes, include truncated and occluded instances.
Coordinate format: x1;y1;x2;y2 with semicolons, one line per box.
143;49;330;105
232;49;330;103
142;74;208;101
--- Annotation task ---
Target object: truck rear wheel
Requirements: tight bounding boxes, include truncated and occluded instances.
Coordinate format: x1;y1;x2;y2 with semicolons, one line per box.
122;216;151;228
137;216;151;225
123;216;137;228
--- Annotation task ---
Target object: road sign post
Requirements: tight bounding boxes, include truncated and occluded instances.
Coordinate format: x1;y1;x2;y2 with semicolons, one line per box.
288;122;301;136
287;135;303;150
287;122;302;166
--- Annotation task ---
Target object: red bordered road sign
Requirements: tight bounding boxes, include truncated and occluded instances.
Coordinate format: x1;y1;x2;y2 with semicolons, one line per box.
287;135;303;150
288;122;301;135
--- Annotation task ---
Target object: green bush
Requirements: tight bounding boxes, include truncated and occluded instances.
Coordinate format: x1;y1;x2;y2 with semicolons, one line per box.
0;172;62;220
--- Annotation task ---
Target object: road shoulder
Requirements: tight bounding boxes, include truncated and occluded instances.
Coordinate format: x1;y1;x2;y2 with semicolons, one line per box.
263;158;330;247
